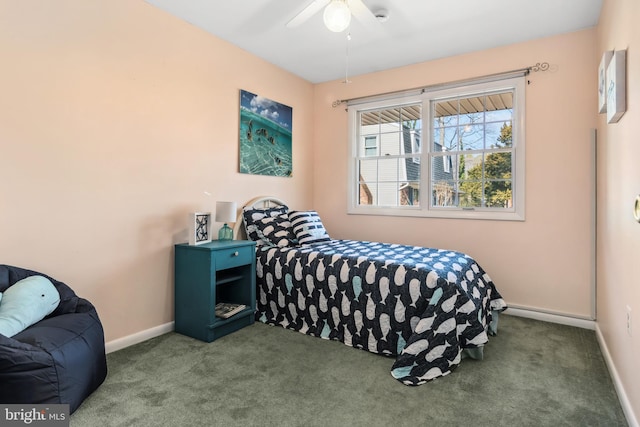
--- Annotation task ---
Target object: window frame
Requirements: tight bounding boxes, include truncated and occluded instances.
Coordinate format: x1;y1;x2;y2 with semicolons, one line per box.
347;76;525;221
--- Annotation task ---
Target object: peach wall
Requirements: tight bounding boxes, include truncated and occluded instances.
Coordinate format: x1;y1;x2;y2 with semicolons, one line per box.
314;30;598;319
0;0;314;341
596;0;640;422
0;0;635;420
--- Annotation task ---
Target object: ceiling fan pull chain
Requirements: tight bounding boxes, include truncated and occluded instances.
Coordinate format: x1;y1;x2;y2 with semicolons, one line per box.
343;31;352;84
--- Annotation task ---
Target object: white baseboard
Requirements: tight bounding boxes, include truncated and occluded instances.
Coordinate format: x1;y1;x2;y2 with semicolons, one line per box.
105;321;174;354
504;306;596;330
595;324;639;427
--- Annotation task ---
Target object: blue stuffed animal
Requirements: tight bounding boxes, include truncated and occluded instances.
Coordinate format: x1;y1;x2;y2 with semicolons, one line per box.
0;275;60;337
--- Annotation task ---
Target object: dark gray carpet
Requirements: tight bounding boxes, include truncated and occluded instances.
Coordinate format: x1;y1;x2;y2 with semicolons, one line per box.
71;314;627;426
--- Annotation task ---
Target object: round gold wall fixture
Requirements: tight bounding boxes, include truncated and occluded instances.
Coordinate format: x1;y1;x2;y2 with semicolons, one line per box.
634;195;640;223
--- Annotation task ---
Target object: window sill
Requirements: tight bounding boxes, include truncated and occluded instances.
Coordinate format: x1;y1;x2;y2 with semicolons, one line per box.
347;206;525;221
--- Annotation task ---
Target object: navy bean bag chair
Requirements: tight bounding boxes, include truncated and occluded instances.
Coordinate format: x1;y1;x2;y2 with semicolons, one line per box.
0;265;107;413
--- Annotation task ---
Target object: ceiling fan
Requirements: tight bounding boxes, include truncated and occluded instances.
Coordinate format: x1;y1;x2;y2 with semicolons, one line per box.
286;0;383;32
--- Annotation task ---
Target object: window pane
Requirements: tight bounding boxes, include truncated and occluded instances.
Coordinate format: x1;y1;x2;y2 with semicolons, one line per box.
488;121;513;148
405;157;421;179
485;180;512;208
361;127;379;138
433;125;458;151
431;154;455;182
485;151;512;179
378;158;398;182
406;130;421;155
459;111;484;126
359;159;377;185
459;180;484;208
460;124;484;150
380;131;401;156
457;153;483;180
432;180;456;207
402;107;421;157
459;95;485;125
400;182;420;206
486;109;513;123
442;154;451;173
385;107;401;123
434;99;458;124
359;182;377;205
401;105;421;129
485;122;509;149
360;110;381;129
378;182;399;206
485;92;513;121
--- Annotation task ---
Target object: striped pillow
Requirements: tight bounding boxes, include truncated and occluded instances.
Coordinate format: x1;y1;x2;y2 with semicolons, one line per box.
289;210;331;245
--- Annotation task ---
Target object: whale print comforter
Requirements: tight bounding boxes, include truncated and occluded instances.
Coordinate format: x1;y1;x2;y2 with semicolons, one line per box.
255;239;507;386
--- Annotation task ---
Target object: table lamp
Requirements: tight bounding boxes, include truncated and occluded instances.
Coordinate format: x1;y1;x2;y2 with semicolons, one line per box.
216;201;236;241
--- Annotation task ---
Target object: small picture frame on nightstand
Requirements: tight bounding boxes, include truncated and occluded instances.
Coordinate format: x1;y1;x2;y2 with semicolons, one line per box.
189;212;212;245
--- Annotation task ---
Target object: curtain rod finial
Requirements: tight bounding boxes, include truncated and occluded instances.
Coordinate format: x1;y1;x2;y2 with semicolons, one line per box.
530;62;550;72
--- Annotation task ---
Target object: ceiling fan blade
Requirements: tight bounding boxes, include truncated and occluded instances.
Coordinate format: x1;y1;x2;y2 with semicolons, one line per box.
349;0;379;29
286;0;330;28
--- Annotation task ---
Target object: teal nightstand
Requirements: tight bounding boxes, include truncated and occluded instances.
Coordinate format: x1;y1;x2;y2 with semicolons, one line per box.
174;240;256;342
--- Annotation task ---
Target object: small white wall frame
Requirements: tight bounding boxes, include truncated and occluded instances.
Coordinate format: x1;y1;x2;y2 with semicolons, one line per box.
188;212;212;245
598;50;613;113
606;49;627;123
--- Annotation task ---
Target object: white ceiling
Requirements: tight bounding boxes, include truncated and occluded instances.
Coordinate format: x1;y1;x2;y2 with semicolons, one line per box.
145;0;603;84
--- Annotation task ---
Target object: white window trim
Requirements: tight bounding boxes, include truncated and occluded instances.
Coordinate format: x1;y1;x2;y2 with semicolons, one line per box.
347;76;525;221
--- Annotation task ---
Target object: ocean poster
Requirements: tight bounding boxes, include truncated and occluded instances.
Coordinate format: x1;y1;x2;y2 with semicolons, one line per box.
239;90;293;177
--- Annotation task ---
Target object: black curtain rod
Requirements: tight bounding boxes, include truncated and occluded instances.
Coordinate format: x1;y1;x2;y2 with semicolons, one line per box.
331;61;550;108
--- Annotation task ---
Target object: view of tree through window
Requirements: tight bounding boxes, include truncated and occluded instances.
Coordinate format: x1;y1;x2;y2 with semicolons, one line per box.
431;91;514;209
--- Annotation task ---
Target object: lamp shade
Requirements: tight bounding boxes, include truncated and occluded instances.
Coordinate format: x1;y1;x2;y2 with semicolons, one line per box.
215;201;237;224
323;0;351;32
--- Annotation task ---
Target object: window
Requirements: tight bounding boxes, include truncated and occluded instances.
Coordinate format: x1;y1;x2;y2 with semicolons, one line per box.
348;76;525;220
364;136;378;156
355;104;422;207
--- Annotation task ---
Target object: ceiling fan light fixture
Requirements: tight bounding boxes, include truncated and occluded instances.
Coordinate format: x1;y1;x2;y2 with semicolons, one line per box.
323;0;351;32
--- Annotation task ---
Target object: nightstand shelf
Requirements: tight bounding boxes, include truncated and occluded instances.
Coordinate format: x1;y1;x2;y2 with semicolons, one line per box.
174;240;256;343
209;307;253;328
217;273;245;285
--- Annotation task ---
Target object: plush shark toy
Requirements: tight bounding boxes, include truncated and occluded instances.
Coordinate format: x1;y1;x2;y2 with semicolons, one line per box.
0;275;60;337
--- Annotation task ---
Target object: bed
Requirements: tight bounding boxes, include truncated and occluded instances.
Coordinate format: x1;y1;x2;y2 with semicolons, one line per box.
233;196;507;386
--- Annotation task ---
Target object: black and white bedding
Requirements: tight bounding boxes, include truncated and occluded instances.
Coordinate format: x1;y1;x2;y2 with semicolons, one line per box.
240;200;507;385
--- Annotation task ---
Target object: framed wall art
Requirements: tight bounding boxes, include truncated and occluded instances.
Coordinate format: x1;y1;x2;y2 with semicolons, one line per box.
239;89;293;177
598;50;613;113
188;212;212;245
606;49;627;124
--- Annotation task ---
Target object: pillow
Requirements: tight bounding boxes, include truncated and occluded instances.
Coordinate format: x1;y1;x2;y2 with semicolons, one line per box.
0;275;60;337
289;210;331;245
253;214;298;247
243;205;289;246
